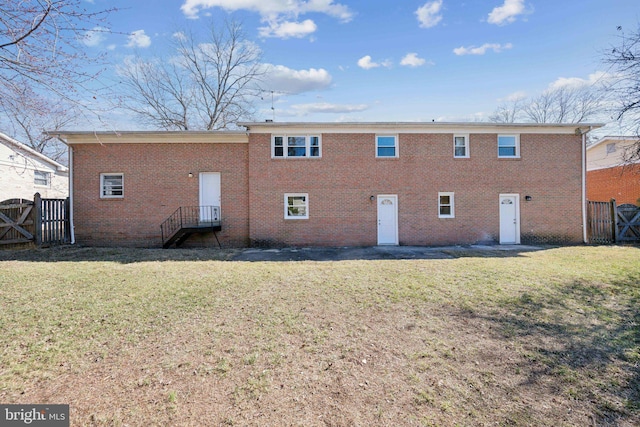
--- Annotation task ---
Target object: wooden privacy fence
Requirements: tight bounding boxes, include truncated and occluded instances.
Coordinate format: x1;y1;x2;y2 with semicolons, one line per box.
617;203;640;243
587;199;640;244
0;198;35;246
0;193;70;247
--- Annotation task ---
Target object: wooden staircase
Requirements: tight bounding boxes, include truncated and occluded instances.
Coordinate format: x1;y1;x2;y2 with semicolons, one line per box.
161;206;221;248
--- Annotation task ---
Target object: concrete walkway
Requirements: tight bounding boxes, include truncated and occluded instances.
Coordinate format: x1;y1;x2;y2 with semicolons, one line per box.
229;244;544;261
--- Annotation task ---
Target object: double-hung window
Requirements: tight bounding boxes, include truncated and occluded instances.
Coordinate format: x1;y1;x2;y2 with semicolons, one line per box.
498;135;520;158
438;192;455;218
376;135;398;158
284;193;308;219
454;135;469;158
34;170;51;186
273;135;321;158
100;173;124;198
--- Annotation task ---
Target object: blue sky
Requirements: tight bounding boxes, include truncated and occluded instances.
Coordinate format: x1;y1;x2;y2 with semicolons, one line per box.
82;0;639;130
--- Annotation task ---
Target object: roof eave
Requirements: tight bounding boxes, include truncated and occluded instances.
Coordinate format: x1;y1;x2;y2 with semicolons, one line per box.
238;121;605;134
50;130;249;145
0;132;69;172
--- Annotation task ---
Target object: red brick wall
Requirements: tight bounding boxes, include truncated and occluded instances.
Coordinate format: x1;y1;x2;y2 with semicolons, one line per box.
587;164;640;205
248;132;585;246
71;132;585;247
71;143;249;247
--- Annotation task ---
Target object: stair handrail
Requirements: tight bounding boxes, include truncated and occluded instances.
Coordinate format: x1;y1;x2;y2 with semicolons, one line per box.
161;206;184;245
160;206;221;246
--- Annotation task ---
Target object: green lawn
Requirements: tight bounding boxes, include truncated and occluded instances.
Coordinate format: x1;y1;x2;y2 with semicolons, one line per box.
0;246;639;426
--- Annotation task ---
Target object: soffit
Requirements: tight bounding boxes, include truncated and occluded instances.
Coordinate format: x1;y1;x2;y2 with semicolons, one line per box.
54;131;248;145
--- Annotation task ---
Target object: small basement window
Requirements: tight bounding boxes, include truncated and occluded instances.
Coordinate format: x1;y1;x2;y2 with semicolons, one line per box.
284;193;308;219
100;173;124;198
438;192;455;218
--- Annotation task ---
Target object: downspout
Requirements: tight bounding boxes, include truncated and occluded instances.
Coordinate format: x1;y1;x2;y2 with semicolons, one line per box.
69;145;75;244
581;127;591;244
59;137;75;245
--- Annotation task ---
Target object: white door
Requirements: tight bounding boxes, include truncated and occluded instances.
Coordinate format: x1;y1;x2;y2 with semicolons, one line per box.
199;172;221;221
377;195;398;245
499;194;520;244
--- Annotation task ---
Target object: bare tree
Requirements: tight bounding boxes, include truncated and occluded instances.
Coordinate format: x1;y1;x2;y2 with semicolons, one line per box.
489;96;524;123
525;85;603;123
1;1;113;104
1;86;75;162
604;24;640;163
490;84;604;124
0;0;114;159
522;90;555;123
118;57;193;130
118;20;263;131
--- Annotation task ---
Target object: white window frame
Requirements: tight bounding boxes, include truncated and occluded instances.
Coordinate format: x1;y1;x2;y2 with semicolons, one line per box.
272;135;321;158
376;135;398;158
100;173;124;199
498;135;520;158
438;192;455;218
284;193;309;219
34;170;51;187
453;134;469;158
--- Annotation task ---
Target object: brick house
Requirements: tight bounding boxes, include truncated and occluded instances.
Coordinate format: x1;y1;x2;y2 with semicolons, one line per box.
0;132;68;201
56;122;600;248
587;136;640;205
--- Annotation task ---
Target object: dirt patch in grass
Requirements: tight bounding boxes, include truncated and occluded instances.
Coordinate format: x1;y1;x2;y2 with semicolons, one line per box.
1;246;639;426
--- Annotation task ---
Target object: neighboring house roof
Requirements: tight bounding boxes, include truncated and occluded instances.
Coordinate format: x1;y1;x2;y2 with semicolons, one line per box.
587;135;638;150
0;132;68;173
586;136;640;171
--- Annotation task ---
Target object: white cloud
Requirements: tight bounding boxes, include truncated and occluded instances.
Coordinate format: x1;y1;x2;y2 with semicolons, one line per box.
487;0;528;25
499;91;527;102
400;53;428;67
180;0;352;39
107;44;117;51
82;26;108;47
548;72;611;90
434;112;488;122
181;0;353;22
172;31;187;41
263;64;332;94
453;42;513;55
357;55;392;70
290;102;369;115
126;30;151;48
259;19;317;38
416;0;443;28
357;56;376;69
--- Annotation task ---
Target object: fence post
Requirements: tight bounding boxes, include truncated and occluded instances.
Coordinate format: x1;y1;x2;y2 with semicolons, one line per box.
33;192;42;246
611;198;618;243
64;197;71;243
